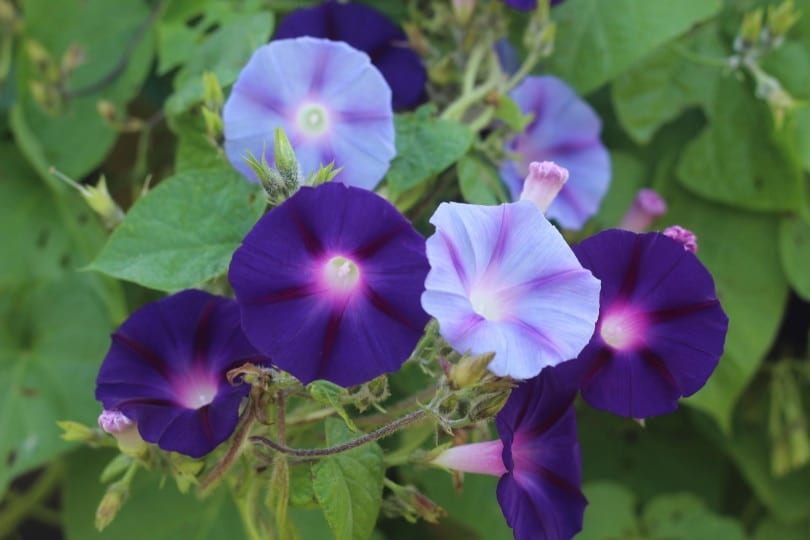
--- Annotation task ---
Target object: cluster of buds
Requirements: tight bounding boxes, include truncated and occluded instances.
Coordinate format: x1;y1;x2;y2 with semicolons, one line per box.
25;39;87;114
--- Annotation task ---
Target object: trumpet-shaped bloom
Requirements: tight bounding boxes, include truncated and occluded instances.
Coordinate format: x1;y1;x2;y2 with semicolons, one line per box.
274;1;426;110
229;182;430;387
95;290;263;458
223;37;395;189
432;368;587;540
558;229;728;418
421;201;600;379
500;76;610;230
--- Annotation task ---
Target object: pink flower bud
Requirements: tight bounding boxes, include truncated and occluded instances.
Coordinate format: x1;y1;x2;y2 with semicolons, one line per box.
619;189;667;232
519;161;569;212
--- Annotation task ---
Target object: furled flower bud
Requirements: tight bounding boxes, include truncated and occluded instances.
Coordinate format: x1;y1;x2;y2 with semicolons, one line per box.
98;410;146;457
449;352;495;389
619;188;667;232
519;161;569;212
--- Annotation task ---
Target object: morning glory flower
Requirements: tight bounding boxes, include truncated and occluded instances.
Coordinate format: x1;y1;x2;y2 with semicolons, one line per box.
558;229;728;418
229;182;430;387
274;1;426;110
223;37;395;190
421;201;600;380
500;76;611;230
95;290;263;458
432;367;587;540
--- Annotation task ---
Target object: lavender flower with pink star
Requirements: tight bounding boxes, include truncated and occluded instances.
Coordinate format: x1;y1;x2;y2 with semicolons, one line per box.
421;200;600;379
229;182;430;387
432;367;587;540
95;290;263;458
274;1;426;110
223;37;395;189
500;76;611;230
558;229;728;418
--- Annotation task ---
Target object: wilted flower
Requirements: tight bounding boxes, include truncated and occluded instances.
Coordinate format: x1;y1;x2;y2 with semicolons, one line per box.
558;229;728;418
223;37;395;189
432;367;587;540
229;182;430;387
500;76;611;230
663;225;698;253
95;290;263;458
421;201;600;379
274;1;426;110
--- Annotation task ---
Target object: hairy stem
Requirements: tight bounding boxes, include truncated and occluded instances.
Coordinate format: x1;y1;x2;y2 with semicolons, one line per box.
199;404;256;495
252;409;429;458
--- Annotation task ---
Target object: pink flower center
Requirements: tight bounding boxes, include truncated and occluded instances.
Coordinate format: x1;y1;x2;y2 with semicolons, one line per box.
598;305;647;351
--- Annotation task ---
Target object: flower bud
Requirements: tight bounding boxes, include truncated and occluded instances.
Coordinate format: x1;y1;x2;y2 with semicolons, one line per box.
51;169;124;229
449;352;495;389
468;390;510;422
736;9;764;51
95;482;128;531
619;188;667;232
57;420;99;443
273;127;301;189
202;70;225;111
519;161;569;212
767;0;800;40
97;99;117;123
98;410;146;457
60;43;86;76
382;482;447;524
201;107;223;140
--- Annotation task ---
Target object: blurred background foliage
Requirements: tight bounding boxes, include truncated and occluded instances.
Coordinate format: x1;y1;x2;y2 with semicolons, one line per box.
1;0;809;538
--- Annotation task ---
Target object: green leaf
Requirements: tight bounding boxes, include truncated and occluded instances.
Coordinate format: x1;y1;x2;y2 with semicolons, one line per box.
659;184;787;431
168;113;229;173
579;482;640;540
385;107;474;195
493;95;532;132
0;274;113;495
165;11;274;115
779;216;810;301
308;381;359;433
63;448;246;540
547;0;722;94
90;169;265;292
754;517;810;540
312;419;384;540
457;155;509;206
642;493;747;539
13;0;155;179
611;27;726;144
677;75;805;212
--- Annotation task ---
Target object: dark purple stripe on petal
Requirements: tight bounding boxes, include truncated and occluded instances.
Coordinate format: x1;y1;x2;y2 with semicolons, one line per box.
191;298;217;369
439;231;470;289
579;347;613;388
364;286;424;330
111;333;171;379
199;406;215;443
639;348;682;395
617;234;643;298
647;299;720;324
353;222;410;260
289;201;324;256
246;284;319;305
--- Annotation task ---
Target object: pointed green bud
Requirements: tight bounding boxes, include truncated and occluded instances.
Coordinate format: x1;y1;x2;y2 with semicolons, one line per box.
51;169;124;229
202;70;225;111
738;9;764;50
273;127;301;188
25;39;57;81
767;0;801;40
60;43;85;76
449;352;495;389
58;420;99;443
201;107;223;140
95;482;128;531
382;481;447;524
468;390;510;422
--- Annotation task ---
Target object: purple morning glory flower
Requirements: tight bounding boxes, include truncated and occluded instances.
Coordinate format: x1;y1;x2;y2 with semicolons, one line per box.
274;1;426;110
229;182;430;387
503;0;565;11
95;290;263;458
421;201;600;380
500;76;611;230
223;37;395;190
558;229;728;418
432;367;587;540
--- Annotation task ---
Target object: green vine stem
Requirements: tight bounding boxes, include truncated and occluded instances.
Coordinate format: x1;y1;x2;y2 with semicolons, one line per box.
252;409;429;458
0;461;64;537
